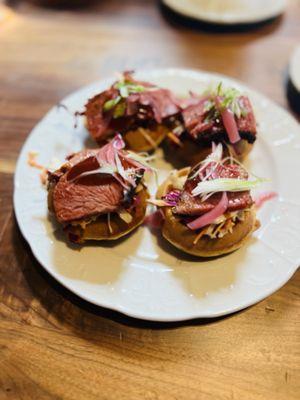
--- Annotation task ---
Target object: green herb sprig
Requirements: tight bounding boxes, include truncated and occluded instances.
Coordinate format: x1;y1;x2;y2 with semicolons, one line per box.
203;82;248;121
103;79;148;118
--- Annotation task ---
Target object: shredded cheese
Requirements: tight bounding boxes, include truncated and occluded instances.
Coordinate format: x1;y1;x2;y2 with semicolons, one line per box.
27;151;48;185
28;152;44;170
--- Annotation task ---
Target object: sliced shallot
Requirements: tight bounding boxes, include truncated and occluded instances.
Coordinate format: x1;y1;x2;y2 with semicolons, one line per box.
255;191;278;209
187;192;229;230
215;96;241;144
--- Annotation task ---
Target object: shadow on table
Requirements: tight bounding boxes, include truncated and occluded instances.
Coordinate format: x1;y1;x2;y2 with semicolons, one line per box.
159;0;284;34
5;0;96;9
286;78;300;118
12;215;250;331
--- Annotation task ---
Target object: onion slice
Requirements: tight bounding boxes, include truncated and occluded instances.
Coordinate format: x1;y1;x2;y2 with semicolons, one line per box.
255;191;278;209
144;210;165;229
113;134;125;150
215;96;241;144
187;192;229;231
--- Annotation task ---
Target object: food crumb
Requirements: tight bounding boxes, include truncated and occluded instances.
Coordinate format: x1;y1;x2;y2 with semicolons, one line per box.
285;371;289;383
265;306;275;313
27;151;48;185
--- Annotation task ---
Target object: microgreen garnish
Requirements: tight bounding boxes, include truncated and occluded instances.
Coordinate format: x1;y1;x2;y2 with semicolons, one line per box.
189;143;266;200
103;78;148;116
114;81;146;98
103;96;121;112
203;82;248;121
113;101;126;118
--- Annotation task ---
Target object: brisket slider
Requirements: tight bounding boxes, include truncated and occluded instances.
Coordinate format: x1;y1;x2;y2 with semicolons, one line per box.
167;84;257;165
154;144;261;257
83;71;180;153
47;136;151;243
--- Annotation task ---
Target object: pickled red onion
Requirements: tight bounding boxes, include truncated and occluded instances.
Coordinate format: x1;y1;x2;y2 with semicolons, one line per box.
163;190;181;206
144;210;165;229
215;96;241;144
255;191;278;209
113;134;125;150
68;135;151;189
187;192;228;230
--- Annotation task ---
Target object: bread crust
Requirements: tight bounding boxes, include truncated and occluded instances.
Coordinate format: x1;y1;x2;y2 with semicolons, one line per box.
157;169;259;257
85;115;168;153
122;124;168;152
172;139;253;166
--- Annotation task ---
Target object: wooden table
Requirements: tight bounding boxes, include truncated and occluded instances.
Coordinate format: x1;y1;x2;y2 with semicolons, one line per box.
0;1;299;399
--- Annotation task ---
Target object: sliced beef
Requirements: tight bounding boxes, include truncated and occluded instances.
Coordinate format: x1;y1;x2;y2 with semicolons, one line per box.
48;149;100;185
126;89;180;123
182;95;257;144
174;191;253;216
52;174;123;224
49;143;148;224
173;163;253;216
236;97;257;134
84;75;180;144
84;88;120;143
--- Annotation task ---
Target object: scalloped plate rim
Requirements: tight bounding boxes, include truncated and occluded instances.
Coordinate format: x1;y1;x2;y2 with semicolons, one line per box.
13;67;300;322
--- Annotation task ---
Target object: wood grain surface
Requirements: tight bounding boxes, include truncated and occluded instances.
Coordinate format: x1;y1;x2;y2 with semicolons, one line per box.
0;1;299;399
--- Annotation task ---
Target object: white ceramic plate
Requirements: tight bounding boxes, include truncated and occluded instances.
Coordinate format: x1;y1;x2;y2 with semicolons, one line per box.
162;0;286;25
14;68;300;322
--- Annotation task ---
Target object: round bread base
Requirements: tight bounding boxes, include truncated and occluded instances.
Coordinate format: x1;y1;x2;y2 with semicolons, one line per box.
156;167;259;257
123;124;169;152
171;138;253;166
162;207;259;257
84;116;168;153
62;188;148;243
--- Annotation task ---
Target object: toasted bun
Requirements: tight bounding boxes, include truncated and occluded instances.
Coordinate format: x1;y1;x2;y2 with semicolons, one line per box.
156;167;191;199
48;187;149;243
157;169;259;257
84;117;168;152
162;207;259;257
172;139;253;166
123;124;169;152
